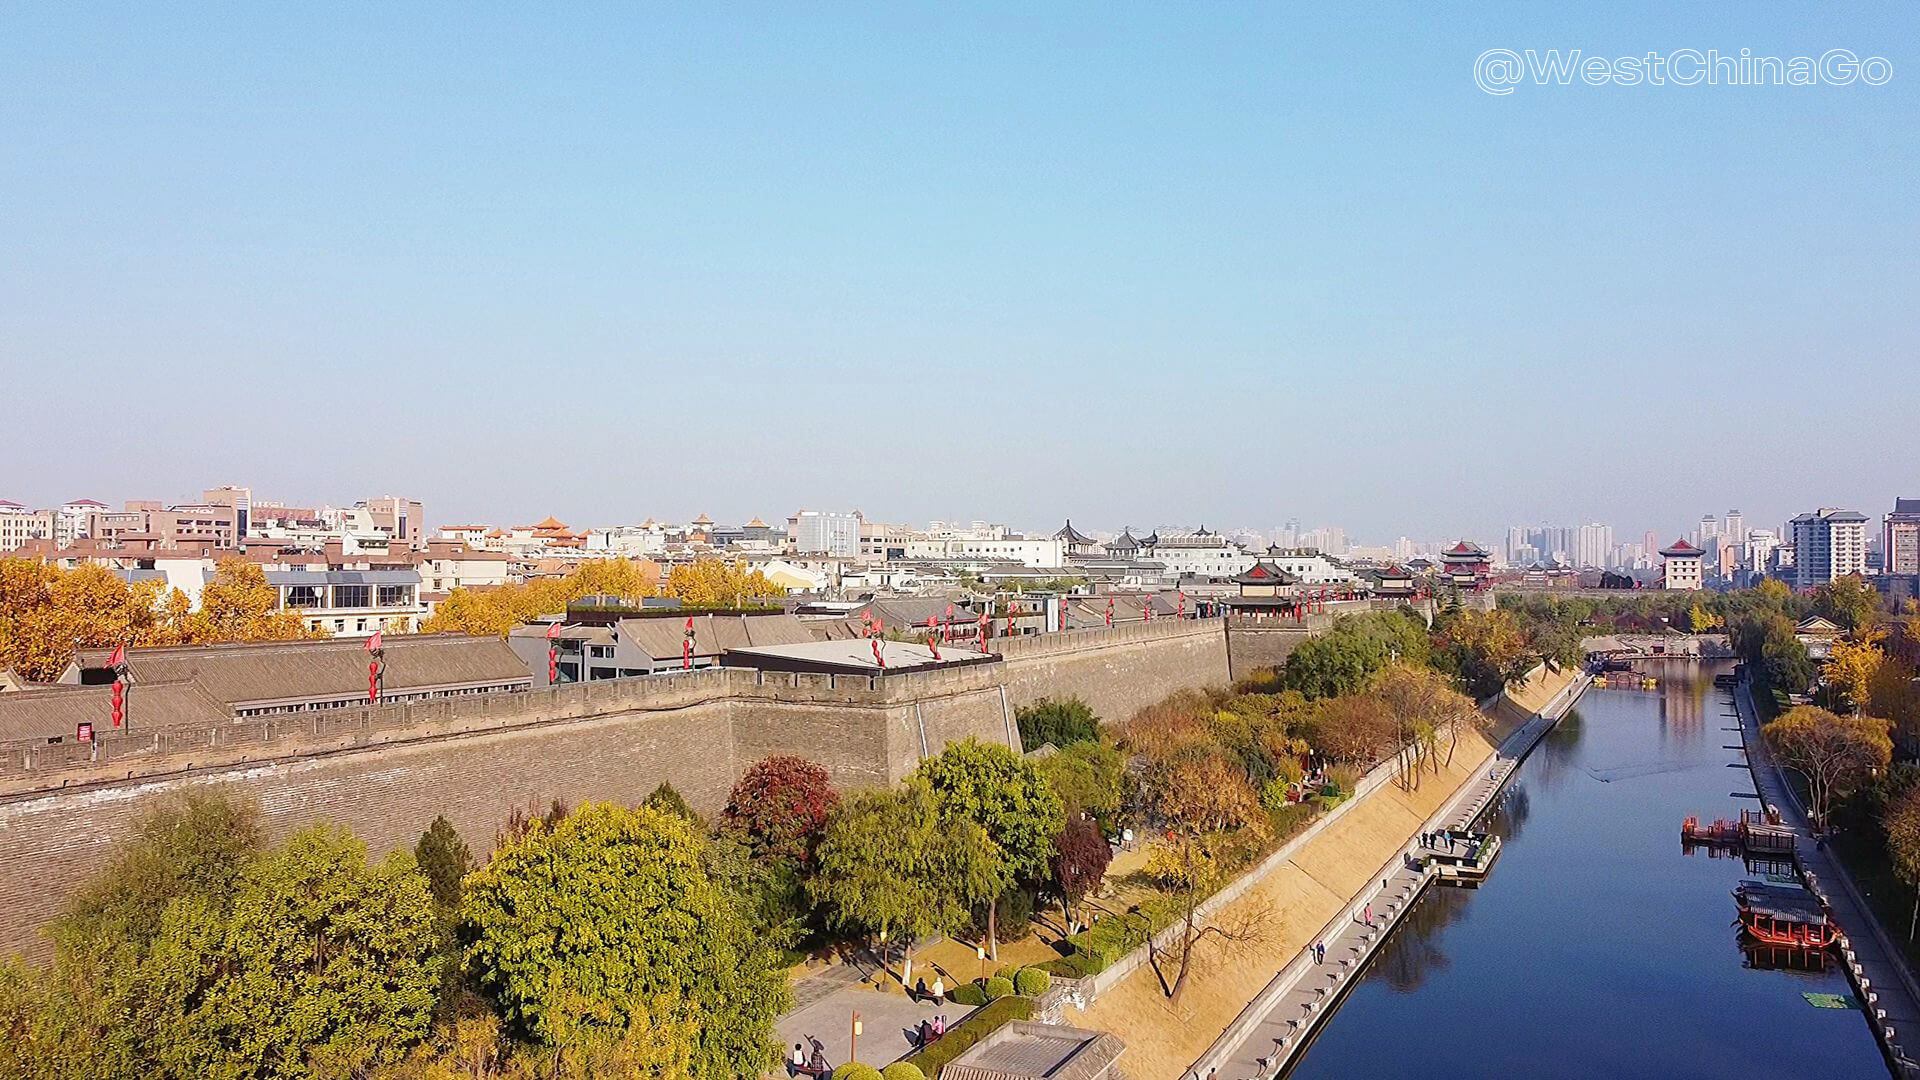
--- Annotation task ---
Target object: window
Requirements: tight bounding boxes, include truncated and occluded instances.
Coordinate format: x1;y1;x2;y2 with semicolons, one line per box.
333;584;371;608
286;585;323;608
378;584;413;607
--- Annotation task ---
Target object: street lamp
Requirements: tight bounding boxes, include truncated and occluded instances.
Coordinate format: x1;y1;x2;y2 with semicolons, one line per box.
850;1012;862;1064
976;943;988;982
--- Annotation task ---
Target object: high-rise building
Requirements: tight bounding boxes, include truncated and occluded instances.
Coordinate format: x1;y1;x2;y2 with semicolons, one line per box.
1724;510;1745;544
792;510;861;557
1886;499;1920;577
1697;514;1719;545
1574;522;1615;569
54;499;105;545
0;503;53;551
1790;508;1870;588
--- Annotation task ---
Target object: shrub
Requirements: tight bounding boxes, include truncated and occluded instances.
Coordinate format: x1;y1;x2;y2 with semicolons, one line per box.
1014;967;1050;996
1014;697;1101;750
882;1064;927;1080
950;980;988;1006
902;996;1033;1078
993;964;1020;983
833;1064;884;1080
983;976;1014;1001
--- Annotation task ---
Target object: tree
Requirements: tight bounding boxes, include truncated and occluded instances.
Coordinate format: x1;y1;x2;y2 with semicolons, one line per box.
1372;663;1483;782
1815;574;1884;632
1432;609;1535;700
1137;751;1269;1004
1303;693;1398;765
643;781;701;827
1050;816;1111;933
1870;655;1920;755
1886;784;1920;941
1826;636;1886;714
809;782;1008;951
662;560;784;608
1014;698;1101;750
415;816;473;910
460;802;786;1078
1282;611;1429;700
187;559;315;643
1734;612;1816;696
1763;706;1892;828
718;756;839;866
915;739;1065;884
165;826;444;1079
1035;740;1126;828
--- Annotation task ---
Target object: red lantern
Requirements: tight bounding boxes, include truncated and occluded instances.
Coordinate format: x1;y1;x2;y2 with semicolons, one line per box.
111;679;124;728
872;637;886;669
1178;590;1185;617
1105;597;1113;627
683;616;695;670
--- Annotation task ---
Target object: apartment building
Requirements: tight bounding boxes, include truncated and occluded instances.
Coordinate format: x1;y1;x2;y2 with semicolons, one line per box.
1790;508;1870;589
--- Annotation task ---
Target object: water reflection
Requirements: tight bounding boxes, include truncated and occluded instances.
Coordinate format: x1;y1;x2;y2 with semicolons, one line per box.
1374;885;1472;994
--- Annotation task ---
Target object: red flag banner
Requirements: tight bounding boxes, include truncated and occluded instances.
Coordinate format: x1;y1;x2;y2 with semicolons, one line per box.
365;629;383;652
107;643;125;670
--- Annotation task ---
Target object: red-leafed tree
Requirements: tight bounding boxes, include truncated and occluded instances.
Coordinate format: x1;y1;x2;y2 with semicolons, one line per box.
719;755;840;865
1050;815;1111;933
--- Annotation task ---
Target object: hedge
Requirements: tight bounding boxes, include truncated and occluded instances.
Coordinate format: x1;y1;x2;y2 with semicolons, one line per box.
983;976;1014;1001
1013;967;1050;996
901;996;1034;1078
881;1064;927;1080
949;980;987;1007
832;1065;883;1080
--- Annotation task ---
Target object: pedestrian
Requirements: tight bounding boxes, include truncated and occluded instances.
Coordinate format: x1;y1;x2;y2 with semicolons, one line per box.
1363;902;1373;926
791;1044;806;1078
915;976;928;1002
1316;941;1326;964
932;975;944;1000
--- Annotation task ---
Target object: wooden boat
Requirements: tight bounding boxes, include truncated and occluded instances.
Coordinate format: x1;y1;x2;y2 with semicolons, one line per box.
1733;880;1835;948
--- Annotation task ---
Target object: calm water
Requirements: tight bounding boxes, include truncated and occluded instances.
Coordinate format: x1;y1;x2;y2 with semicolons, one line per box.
1285;662;1888;1080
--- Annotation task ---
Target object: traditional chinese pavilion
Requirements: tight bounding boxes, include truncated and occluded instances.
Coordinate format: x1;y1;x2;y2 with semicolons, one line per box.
1439;541;1493;590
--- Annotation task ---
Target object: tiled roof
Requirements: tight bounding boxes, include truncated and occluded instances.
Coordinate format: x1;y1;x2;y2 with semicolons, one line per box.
0;679;227;743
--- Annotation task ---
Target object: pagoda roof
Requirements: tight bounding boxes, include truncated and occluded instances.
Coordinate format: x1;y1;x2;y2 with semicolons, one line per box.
532;516;567;530
1055;520;1095;545
692;513;713;525
1107;529;1139;551
745;516;768;528
1232;561;1299;585
1141;531;1159;546
1444;541;1488;557
1659;538;1703;557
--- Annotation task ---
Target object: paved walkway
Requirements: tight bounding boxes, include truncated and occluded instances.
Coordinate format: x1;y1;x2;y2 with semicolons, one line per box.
1734;677;1920;1077
1198;676;1587;1080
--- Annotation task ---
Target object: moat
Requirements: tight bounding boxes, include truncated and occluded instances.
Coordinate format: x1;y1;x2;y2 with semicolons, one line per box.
1285;662;1889;1079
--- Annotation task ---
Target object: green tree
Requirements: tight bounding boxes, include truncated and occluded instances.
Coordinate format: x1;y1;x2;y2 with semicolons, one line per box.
1886;783;1920;941
1815;574;1884;632
1035;740;1126;829
1282;611;1428;699
643;781;701;826
166;826;444;1079
809;782;1008;949
460;802;786;1079
916;739;1065;883
1014;697;1101;750
414;816;473;910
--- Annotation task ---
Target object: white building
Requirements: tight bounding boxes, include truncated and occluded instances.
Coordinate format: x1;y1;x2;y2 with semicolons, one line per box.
1261;546;1360;585
1790;508;1869;588
792;510;861;557
55;499;105;545
1142;531;1257;579
894;536;1066;568
265;567;426;637
1659;539;1706;591
0;503;53;551
1574;523;1615;569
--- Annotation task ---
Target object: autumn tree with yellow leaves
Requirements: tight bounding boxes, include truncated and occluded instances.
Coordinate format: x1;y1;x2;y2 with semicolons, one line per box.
422;558;777;638
0;557;326;682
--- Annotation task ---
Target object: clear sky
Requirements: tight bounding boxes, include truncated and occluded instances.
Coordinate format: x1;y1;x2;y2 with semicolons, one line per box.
3;4;1914;543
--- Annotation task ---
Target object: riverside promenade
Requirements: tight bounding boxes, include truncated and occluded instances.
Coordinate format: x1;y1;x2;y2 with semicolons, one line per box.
1191;670;1590;1080
1734;677;1920;1079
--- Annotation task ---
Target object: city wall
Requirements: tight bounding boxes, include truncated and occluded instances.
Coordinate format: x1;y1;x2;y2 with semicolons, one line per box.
0;618;1232;959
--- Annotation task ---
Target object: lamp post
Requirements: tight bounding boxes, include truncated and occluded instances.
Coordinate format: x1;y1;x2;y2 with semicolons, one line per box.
976;943;987;982
850;1011;862;1064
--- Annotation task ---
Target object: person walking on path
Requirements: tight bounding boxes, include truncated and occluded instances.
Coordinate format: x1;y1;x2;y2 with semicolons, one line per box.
1363;902;1374;927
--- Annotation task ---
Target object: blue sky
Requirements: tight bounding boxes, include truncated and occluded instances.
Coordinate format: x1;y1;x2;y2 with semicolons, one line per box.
2;4;1914;543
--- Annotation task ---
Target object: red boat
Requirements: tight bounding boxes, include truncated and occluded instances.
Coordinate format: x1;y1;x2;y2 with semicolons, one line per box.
1734;880;1835;948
